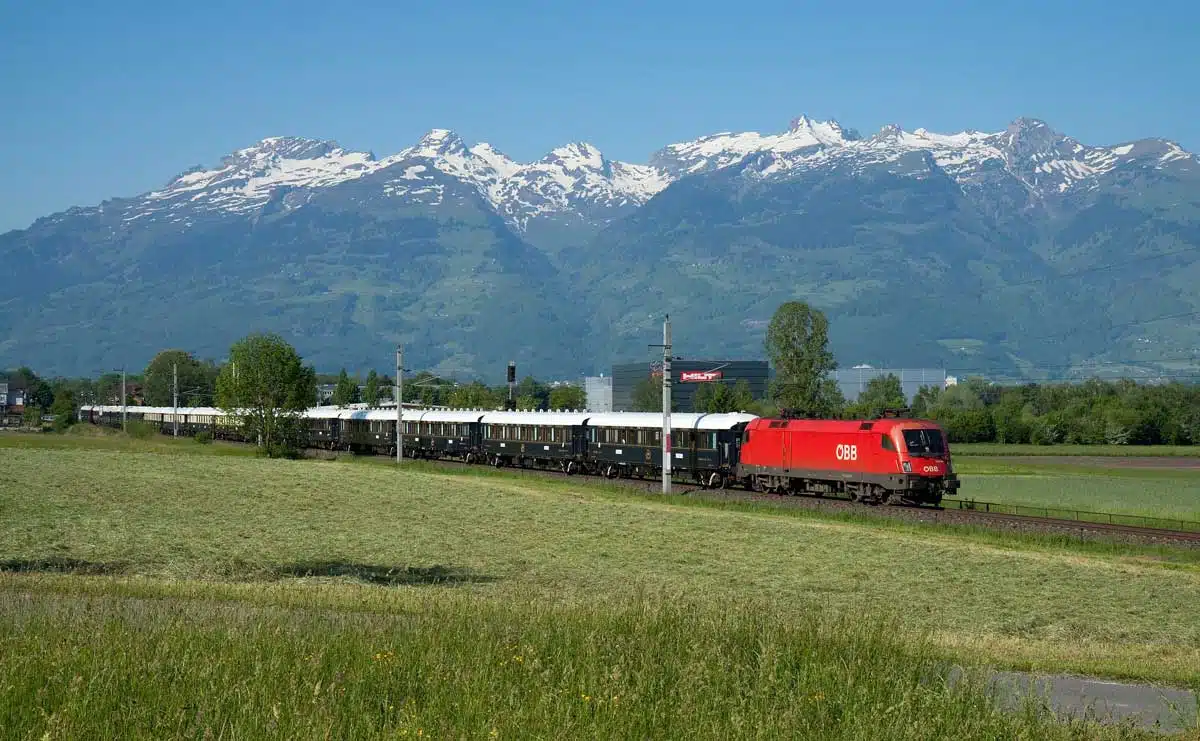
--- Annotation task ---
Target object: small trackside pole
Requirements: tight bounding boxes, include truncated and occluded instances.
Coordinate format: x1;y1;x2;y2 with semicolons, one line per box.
662;315;672;495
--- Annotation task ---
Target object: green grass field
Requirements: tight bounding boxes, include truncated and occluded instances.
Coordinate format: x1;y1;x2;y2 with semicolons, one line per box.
1;433;1198;738
954;443;1200;457
950;458;1200;523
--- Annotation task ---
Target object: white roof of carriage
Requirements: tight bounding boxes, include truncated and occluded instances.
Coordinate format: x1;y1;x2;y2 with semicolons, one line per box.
583;412;759;429
338;408;407;421
305;407;344;419
480;411;592;426
416;409;489;423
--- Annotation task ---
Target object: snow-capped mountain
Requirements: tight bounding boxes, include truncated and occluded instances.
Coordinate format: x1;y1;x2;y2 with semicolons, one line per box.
5;112;1198;382
124;128;670;232
654;115;1196;197
107;115;1197;237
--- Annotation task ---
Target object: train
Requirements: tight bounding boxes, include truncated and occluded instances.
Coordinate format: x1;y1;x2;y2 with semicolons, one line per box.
78;404;959;506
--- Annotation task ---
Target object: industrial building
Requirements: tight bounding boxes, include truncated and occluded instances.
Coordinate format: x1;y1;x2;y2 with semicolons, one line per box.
583;375;613;412
833;366;948;403
610;360;769;412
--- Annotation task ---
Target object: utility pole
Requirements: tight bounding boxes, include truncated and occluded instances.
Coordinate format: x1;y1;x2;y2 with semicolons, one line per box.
121;369;127;432
662;315;672;495
172;362;179;437
395;345;403;464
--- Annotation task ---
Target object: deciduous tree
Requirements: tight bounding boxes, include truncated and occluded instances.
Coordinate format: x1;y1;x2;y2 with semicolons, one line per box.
142;350;217;407
549;384;587;410
331;369;360;406
214;333;316;457
846;373;906;419
363;369;380;406
764;301;840;417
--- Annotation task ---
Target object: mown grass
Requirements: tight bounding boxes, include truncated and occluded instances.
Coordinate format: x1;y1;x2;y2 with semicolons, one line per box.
954;443;1200;457
4;442;1200;691
950;459;1200;522
3;587;1161;741
0;425;253;457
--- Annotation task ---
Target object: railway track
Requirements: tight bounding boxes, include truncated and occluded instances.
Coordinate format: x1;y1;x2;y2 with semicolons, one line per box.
325;449;1200;548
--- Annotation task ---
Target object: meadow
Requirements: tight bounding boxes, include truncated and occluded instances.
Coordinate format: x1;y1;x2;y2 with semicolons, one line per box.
954;443;1200;457
1;432;1199;738
951;458;1200;523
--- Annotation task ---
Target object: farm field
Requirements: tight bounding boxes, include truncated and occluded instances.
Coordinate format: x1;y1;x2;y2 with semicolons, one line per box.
2;435;1199;738
952;458;1200;522
954;443;1200;457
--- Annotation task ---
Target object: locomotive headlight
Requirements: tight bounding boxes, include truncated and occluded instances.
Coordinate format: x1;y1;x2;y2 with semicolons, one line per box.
902;461;912;473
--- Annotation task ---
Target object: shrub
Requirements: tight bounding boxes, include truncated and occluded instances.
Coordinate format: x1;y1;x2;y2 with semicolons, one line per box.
194;430;213;445
125;420;158;440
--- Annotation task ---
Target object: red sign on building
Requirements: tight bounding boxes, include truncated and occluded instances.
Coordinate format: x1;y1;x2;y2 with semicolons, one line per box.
680;370;723;383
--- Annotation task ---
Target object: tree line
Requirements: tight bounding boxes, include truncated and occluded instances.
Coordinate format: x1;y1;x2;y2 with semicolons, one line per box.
631;300;1199;446
8;302;1196;448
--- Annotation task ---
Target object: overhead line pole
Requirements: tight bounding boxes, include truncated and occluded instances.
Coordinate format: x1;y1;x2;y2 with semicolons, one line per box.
662;315;672;495
396;345;403;464
173;362;179;437
121;369;127;432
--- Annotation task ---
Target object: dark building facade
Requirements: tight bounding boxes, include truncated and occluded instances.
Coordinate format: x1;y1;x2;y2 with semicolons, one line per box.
611;360;769;412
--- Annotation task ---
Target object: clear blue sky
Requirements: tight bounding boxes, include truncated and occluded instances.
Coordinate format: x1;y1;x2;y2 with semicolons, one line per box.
2;0;1197;232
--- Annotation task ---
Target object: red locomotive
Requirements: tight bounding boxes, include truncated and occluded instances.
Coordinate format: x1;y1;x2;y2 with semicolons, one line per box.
737;415;959;505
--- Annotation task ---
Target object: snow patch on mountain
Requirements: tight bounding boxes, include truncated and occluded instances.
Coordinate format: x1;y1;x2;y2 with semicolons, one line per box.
651;115;859;176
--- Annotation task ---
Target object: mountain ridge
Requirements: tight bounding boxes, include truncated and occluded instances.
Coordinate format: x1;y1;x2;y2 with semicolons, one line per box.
3;114;1198;381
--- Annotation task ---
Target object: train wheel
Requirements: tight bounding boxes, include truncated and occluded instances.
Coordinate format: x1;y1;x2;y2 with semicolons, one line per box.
706;472;721;489
604;464;617;479
565;461;576;475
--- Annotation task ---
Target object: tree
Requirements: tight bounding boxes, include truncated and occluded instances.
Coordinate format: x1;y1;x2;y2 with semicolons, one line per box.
214;333;316;457
94;372;124;404
20;368;54;411
632;376;660;412
910;385;942;418
363;369;380;406
694;379;764;413
764;301;839;417
847;373;906;419
49;388;77;431
331;369;360;406
142;350;217;406
447;382;500;409
549;384;587;410
516;376;550;410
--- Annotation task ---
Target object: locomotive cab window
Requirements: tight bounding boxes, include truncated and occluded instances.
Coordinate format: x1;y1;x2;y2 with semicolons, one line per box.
881;434;895;451
903;429;945;456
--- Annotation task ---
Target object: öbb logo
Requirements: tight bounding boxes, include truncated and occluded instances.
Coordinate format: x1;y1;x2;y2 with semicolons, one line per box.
922;465;940;473
835;444;858;461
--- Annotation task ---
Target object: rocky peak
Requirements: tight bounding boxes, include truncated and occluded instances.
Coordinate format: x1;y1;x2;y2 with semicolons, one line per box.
223;136;346;166
411;129;467;157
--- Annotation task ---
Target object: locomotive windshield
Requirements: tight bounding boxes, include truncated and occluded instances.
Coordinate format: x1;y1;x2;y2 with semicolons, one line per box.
902;429;945;456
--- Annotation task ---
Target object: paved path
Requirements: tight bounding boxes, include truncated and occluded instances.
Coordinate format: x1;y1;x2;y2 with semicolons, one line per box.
952;668;1198;733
